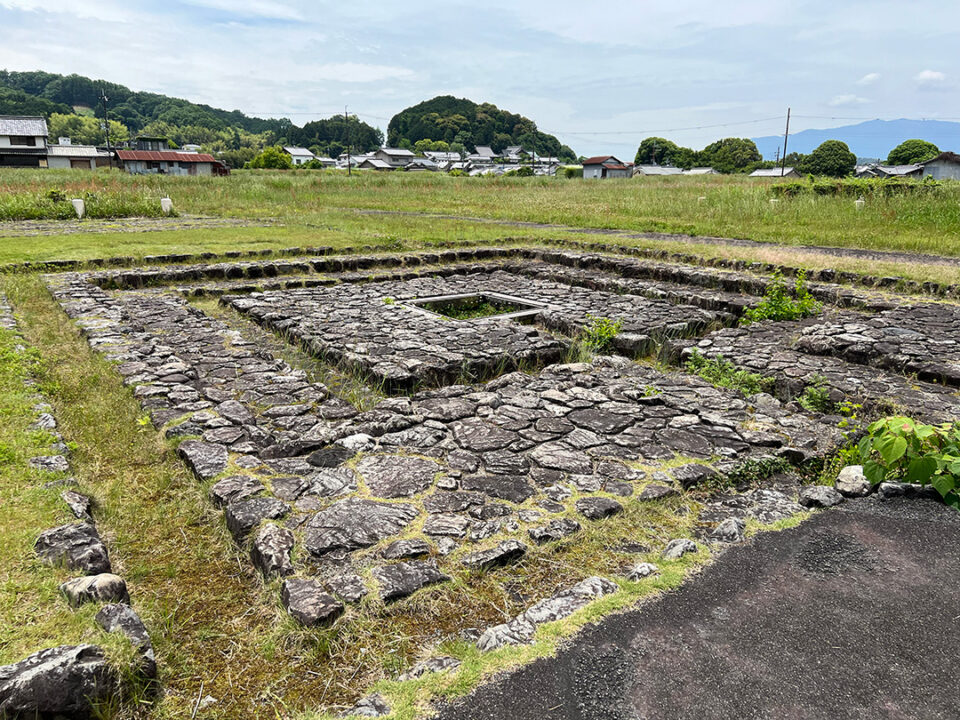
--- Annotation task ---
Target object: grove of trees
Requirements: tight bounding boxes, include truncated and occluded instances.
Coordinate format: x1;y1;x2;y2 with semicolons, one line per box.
387;95;576;162
633;136;763;173
887;138;940;165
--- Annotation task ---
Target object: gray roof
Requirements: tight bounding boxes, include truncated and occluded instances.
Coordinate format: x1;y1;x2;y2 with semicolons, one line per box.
636;165;683;175
378;147;415;157
46;145;110;158
474;145;495;158
283;146;315;158
749;167;796;177
0;115;48;137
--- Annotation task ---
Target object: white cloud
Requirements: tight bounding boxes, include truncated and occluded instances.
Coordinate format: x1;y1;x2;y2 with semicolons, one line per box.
183;0;303;21
827;94;870;107
856;72;880;85
310;63;414;83
915;69;947;85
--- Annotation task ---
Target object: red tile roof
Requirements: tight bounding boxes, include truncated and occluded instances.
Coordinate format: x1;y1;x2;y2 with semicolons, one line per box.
116;150;216;163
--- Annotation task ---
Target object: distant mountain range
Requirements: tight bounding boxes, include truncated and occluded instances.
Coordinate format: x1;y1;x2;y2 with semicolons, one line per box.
752;119;960;161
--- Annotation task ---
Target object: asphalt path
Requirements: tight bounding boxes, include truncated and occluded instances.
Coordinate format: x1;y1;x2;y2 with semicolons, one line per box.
434;497;960;720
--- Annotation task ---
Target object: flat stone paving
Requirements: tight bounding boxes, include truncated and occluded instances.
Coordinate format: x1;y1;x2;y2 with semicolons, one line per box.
433;498;960;720
223;270;722;389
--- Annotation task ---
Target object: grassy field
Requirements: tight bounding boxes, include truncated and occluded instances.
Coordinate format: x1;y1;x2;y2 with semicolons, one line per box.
0;168;958;256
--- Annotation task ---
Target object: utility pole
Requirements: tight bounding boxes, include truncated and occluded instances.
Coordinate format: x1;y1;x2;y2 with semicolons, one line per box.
775;146;780;164
345;105;351;176
780;107;791;177
99;87;113;170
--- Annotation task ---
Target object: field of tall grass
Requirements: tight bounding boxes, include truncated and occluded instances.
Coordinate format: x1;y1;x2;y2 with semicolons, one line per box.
1;169;959;257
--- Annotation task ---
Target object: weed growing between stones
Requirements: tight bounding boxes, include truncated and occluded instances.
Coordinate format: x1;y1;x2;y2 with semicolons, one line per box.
798;374;835;413
684;349;774;396
580;315;622;353
742;269;822;324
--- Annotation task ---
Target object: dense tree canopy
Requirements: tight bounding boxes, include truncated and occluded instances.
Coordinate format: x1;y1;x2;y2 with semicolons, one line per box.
634;137;695;168
0;69;384;167
699;138;762;174
801;140;857;177
245;146;293;169
387;95;571;159
886;138;939;165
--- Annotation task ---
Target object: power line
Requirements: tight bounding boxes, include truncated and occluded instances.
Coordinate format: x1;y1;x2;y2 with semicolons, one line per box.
541;116;785;137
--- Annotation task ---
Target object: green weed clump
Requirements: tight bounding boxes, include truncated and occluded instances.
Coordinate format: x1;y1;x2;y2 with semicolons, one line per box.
742;269;822;324
684;349;773;396
0;190;172;221
772;176;942;198
580;314;622;352
856;416;960;507
798;374;835;413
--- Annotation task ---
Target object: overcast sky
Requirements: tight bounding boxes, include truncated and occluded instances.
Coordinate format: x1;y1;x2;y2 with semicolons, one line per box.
1;0;957;156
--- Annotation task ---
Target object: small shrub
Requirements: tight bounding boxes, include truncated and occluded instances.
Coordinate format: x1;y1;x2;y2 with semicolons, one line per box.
742;269;822;324
798;374;834;413
856;416;960;507
580;315;622;352
564;167;584;179
684;349;773;396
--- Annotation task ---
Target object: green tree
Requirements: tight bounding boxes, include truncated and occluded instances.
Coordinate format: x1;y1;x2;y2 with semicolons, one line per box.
245;146;293;169
699;138;761;174
48;112;128;145
801;140;857;177
887;139;939;165
635;137;681;165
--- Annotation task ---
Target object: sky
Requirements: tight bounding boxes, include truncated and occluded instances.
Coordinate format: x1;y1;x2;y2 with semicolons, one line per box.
1;0;958;157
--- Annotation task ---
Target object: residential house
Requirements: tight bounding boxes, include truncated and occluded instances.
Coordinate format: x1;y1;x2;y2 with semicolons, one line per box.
116;149;227;175
46;141;112;169
404;158;438;172
582;155;633;179
0;115;49;167
133;136;170;151
282;146;317;166
357;157;393;171
749;167;802;179
921;152;960;180
473;145;496;159
634;165;684;176
854;163;923;179
374;147;415;168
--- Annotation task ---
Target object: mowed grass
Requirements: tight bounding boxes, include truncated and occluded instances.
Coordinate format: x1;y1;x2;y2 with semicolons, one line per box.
0;169;959;260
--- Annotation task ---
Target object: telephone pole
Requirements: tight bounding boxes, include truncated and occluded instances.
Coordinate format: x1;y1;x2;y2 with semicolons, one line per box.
345;105;351;176
780;107;791;177
100;88;113;170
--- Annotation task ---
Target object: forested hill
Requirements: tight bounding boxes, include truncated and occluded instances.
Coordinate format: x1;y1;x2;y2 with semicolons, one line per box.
387;95;575;161
0;69;384;167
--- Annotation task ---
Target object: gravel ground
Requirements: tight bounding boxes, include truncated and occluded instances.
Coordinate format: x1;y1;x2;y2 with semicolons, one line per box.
0;215;275;237
434;497;960;720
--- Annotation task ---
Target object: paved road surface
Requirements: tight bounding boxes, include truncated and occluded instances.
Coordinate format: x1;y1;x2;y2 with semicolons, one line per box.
434;498;960;720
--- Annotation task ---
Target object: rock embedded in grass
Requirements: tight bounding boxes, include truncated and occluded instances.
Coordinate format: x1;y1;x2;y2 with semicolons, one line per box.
281;578;344;627
0;644;116;718
528;518;581;544
638;483;678;501
176;440;228;480
304;498;420;557
342;693;390;717
662;538;698;560
357;454;439;498
672;463;721;490
28;455;70;473
398;655;462;681
95;604;157;679
326;573;368;603
208;475;264;507
575;497;623;520
710;517;746;543
624;562;659;581
250;523;295;578
60;490;92;521
461;540;527;570
60;574;129;608
224;497;290;542
381;538;431;560
35;523;111;574
372;560;450;602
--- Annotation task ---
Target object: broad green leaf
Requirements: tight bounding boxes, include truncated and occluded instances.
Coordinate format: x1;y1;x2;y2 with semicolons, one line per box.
931;474;956;499
863;460;887;486
906;456;938;484
875;434;907;465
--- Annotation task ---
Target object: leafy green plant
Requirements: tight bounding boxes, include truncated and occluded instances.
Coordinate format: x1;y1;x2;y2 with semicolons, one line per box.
856;416;960;507
684;349;773;396
742;269;822;324
382;297;395;305
798;374;834;413
580;315;622;352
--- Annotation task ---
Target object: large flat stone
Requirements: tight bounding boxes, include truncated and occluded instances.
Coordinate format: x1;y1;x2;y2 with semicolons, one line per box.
372;561;450;602
35;524;111;575
304;498;419;557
